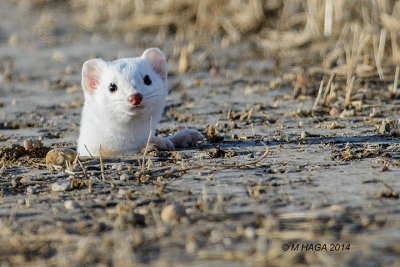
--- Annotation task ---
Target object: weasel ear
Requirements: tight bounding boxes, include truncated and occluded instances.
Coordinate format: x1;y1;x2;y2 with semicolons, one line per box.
82;58;106;93
142;48;167;81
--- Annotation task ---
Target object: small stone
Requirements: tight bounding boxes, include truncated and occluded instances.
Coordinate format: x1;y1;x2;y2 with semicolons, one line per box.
120;173;130;181
52;51;66;62
26;186;37;194
20;176;34;183
186;240;198;252
66;85;80;94
90;176;100;183
64;65;74;74
64;200;81;210
329;107;341;116
300;131;309;138
222;238;232;246
23;138;43;150
244;227;256;239
116;189;128;199
339;109;355;118
17;199;25;205
51;181;72;192
160;203;186;222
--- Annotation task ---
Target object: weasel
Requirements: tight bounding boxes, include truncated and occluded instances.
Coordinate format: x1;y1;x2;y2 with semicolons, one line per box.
77;48;203;156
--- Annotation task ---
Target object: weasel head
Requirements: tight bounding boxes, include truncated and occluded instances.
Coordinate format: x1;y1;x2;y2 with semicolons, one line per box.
81;48;168;123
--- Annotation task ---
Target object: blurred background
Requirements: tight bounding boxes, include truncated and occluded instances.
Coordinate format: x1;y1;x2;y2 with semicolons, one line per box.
5;0;400;67
2;0;399;94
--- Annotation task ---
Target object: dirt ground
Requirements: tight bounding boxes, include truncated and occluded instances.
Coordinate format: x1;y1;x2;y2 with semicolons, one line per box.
1;2;400;266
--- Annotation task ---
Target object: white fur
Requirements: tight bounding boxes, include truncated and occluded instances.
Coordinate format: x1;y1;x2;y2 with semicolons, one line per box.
77;48;203;156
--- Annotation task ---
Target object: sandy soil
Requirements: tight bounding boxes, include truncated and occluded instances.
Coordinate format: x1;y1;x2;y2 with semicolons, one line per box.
1;2;400;266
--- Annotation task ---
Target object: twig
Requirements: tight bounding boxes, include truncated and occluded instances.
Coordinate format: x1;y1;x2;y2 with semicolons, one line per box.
322;72;335;105
373;30;385;80
76;156;88;180
202;186;209;212
312;80;324;111
324;0;333;37
99;145;105;181
344;76;356;107
84;144;94;159
0;158;6;175
393;66;399;93
140;117;153;180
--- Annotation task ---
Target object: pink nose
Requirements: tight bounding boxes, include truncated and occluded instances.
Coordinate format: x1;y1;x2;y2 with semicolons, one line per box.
128;93;143;105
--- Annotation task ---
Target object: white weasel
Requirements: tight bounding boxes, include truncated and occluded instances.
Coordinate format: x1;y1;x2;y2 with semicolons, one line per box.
77;48;203;156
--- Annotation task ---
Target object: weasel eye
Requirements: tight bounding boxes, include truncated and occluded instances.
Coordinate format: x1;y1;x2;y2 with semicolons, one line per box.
143;75;152;85
109;83;118;93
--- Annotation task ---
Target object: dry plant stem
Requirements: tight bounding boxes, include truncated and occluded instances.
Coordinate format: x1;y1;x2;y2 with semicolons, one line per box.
250;123;255;136
373;33;384;80
344;76;356;108
7;207;16;226
322;72;335;105
99;145;105;181
393;66;399;93
140;117;153;180
324;0;333;37
0;158;6;175
312;80;324;110
391;31;399;63
378;28;387;79
76;157;88;180
202;186;208;212
88;180;92;194
84;144;94;159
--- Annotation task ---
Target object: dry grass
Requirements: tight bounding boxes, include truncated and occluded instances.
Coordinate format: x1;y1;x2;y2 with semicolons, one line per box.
66;1;400;102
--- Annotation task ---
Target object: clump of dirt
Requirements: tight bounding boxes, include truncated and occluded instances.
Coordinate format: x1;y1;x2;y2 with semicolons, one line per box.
208;146;236;158
205;125;224;143
0;121;39;130
330;144;390;161
0;144;50;162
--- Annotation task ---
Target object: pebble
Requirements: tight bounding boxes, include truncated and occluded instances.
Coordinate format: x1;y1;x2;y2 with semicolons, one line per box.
117;189;128;199
185;240;198;252
64;200;81;210
244;227;256;239
26;186;38;194
90;176;100;183
339;109;355;118
119;173;130;181
17;199;25;205
329;107;341;116
300;131;310;138
51;181;72;192
160;203;186;222
20;176;34;183
23;138;43;150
